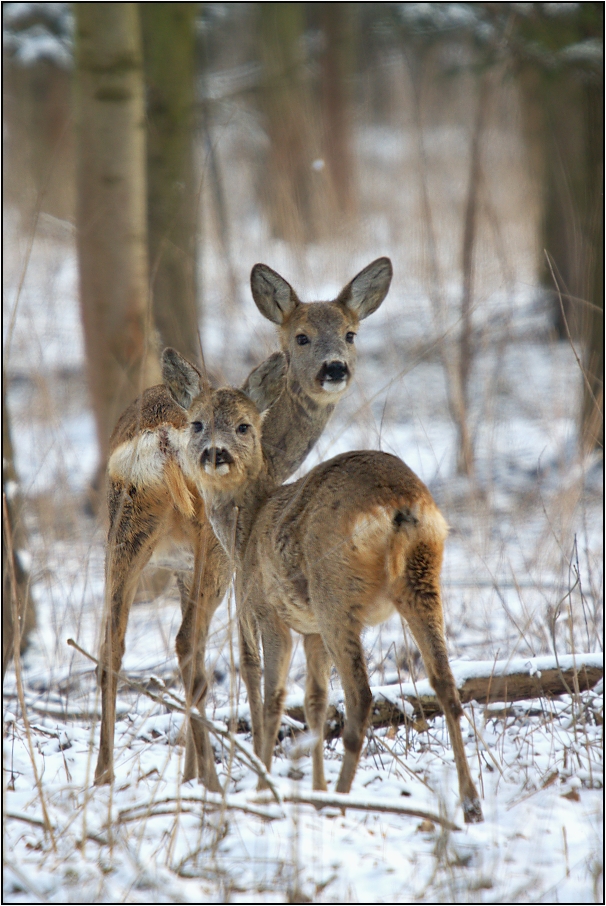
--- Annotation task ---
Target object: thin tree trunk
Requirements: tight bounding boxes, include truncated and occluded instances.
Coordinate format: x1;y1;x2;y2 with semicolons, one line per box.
3;55;74;223
519;68;603;452
581;80;603;451
539;78;586;339
455;73;489;477
74;3;160;480
320;3;356;220
2;394;35;680
258;3;320;244
141;3;200;365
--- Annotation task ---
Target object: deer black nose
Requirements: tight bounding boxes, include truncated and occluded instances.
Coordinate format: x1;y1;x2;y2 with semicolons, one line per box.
201;447;233;467
322;360;348;383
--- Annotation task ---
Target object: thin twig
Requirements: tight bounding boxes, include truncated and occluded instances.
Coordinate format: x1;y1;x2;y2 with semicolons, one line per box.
118;793;283;824
545;251;601;414
5;810;109;847
276;790;461;831
3;495;56;850
370;732;435;793
118;788;461;838
66;637;282;805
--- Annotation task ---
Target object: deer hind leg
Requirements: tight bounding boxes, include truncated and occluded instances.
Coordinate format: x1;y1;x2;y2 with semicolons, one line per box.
175;528;230;791
303;633;331;791
395;541;483;824
95;485;163;785
258;615;292;785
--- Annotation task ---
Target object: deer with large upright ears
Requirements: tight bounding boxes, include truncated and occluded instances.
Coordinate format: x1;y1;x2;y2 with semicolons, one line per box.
94;258;393;790
161;349;484;825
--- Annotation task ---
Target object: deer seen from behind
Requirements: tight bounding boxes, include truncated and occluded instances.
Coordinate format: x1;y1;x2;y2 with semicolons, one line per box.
94;258;393;791
161;347;484;825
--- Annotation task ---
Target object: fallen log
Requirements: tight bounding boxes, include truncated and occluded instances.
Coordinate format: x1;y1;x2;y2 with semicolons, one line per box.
283;652;603;737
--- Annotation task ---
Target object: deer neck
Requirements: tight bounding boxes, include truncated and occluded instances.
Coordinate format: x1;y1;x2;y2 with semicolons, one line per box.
261;371;335;484
203;462;276;566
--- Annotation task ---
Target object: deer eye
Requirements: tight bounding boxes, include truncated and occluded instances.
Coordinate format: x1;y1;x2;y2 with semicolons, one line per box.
191;421;204;433
345;331;356;344
237;423;250;434
296;334;310;346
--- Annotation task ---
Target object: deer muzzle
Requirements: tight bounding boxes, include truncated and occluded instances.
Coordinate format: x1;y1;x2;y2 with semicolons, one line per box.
317;360;349;393
201;446;234;475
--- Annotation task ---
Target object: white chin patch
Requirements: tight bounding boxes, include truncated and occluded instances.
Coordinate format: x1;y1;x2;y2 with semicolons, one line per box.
321;379;347;394
204;463;231;476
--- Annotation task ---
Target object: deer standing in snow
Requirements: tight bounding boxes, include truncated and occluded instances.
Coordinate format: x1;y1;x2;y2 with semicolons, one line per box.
160;348;484;824
94;258;393;789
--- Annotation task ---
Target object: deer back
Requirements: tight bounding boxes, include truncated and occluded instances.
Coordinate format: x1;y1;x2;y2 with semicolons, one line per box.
242;450;448;633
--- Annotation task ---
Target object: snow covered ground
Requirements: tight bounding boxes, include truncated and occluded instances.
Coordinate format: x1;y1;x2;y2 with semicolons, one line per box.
3;116;603;903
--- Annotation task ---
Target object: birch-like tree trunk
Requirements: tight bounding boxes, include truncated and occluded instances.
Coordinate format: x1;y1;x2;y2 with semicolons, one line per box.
75;3;160;478
141;3;200;365
258;3;321;244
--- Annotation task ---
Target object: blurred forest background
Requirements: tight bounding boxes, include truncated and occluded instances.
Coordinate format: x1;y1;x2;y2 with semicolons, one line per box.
3;1;603;687
2;5;604;901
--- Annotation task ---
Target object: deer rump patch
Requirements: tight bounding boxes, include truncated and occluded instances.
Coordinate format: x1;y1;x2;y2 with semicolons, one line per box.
340;503;448;625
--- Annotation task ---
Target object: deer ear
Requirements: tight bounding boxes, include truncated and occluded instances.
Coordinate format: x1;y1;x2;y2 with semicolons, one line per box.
161;348;210;410
241;351;287;413
251;264;301;325
337;257;392;321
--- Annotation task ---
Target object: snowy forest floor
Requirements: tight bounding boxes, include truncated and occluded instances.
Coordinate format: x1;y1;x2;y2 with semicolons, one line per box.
3;119;604;902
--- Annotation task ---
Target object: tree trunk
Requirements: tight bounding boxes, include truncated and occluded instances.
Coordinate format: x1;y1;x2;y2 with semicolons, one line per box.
2;55;75;223
140;3;201;365
284;653;603;736
531;76;586;339
519;67;603;452
74;3;160;480
319;3;356;221
454;73;489;477
580;80;603;451
2;394;35;680
258;3;320;244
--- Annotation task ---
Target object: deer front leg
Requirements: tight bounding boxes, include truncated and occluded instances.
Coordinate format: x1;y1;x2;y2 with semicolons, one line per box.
237;608;264;761
303;633;330;791
259;615;292;786
329;630;373;795
312;575;373;795
175;528;230;791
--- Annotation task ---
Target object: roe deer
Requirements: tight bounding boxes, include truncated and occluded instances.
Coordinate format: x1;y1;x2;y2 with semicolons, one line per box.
94;258;393;789
161;350;484;824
